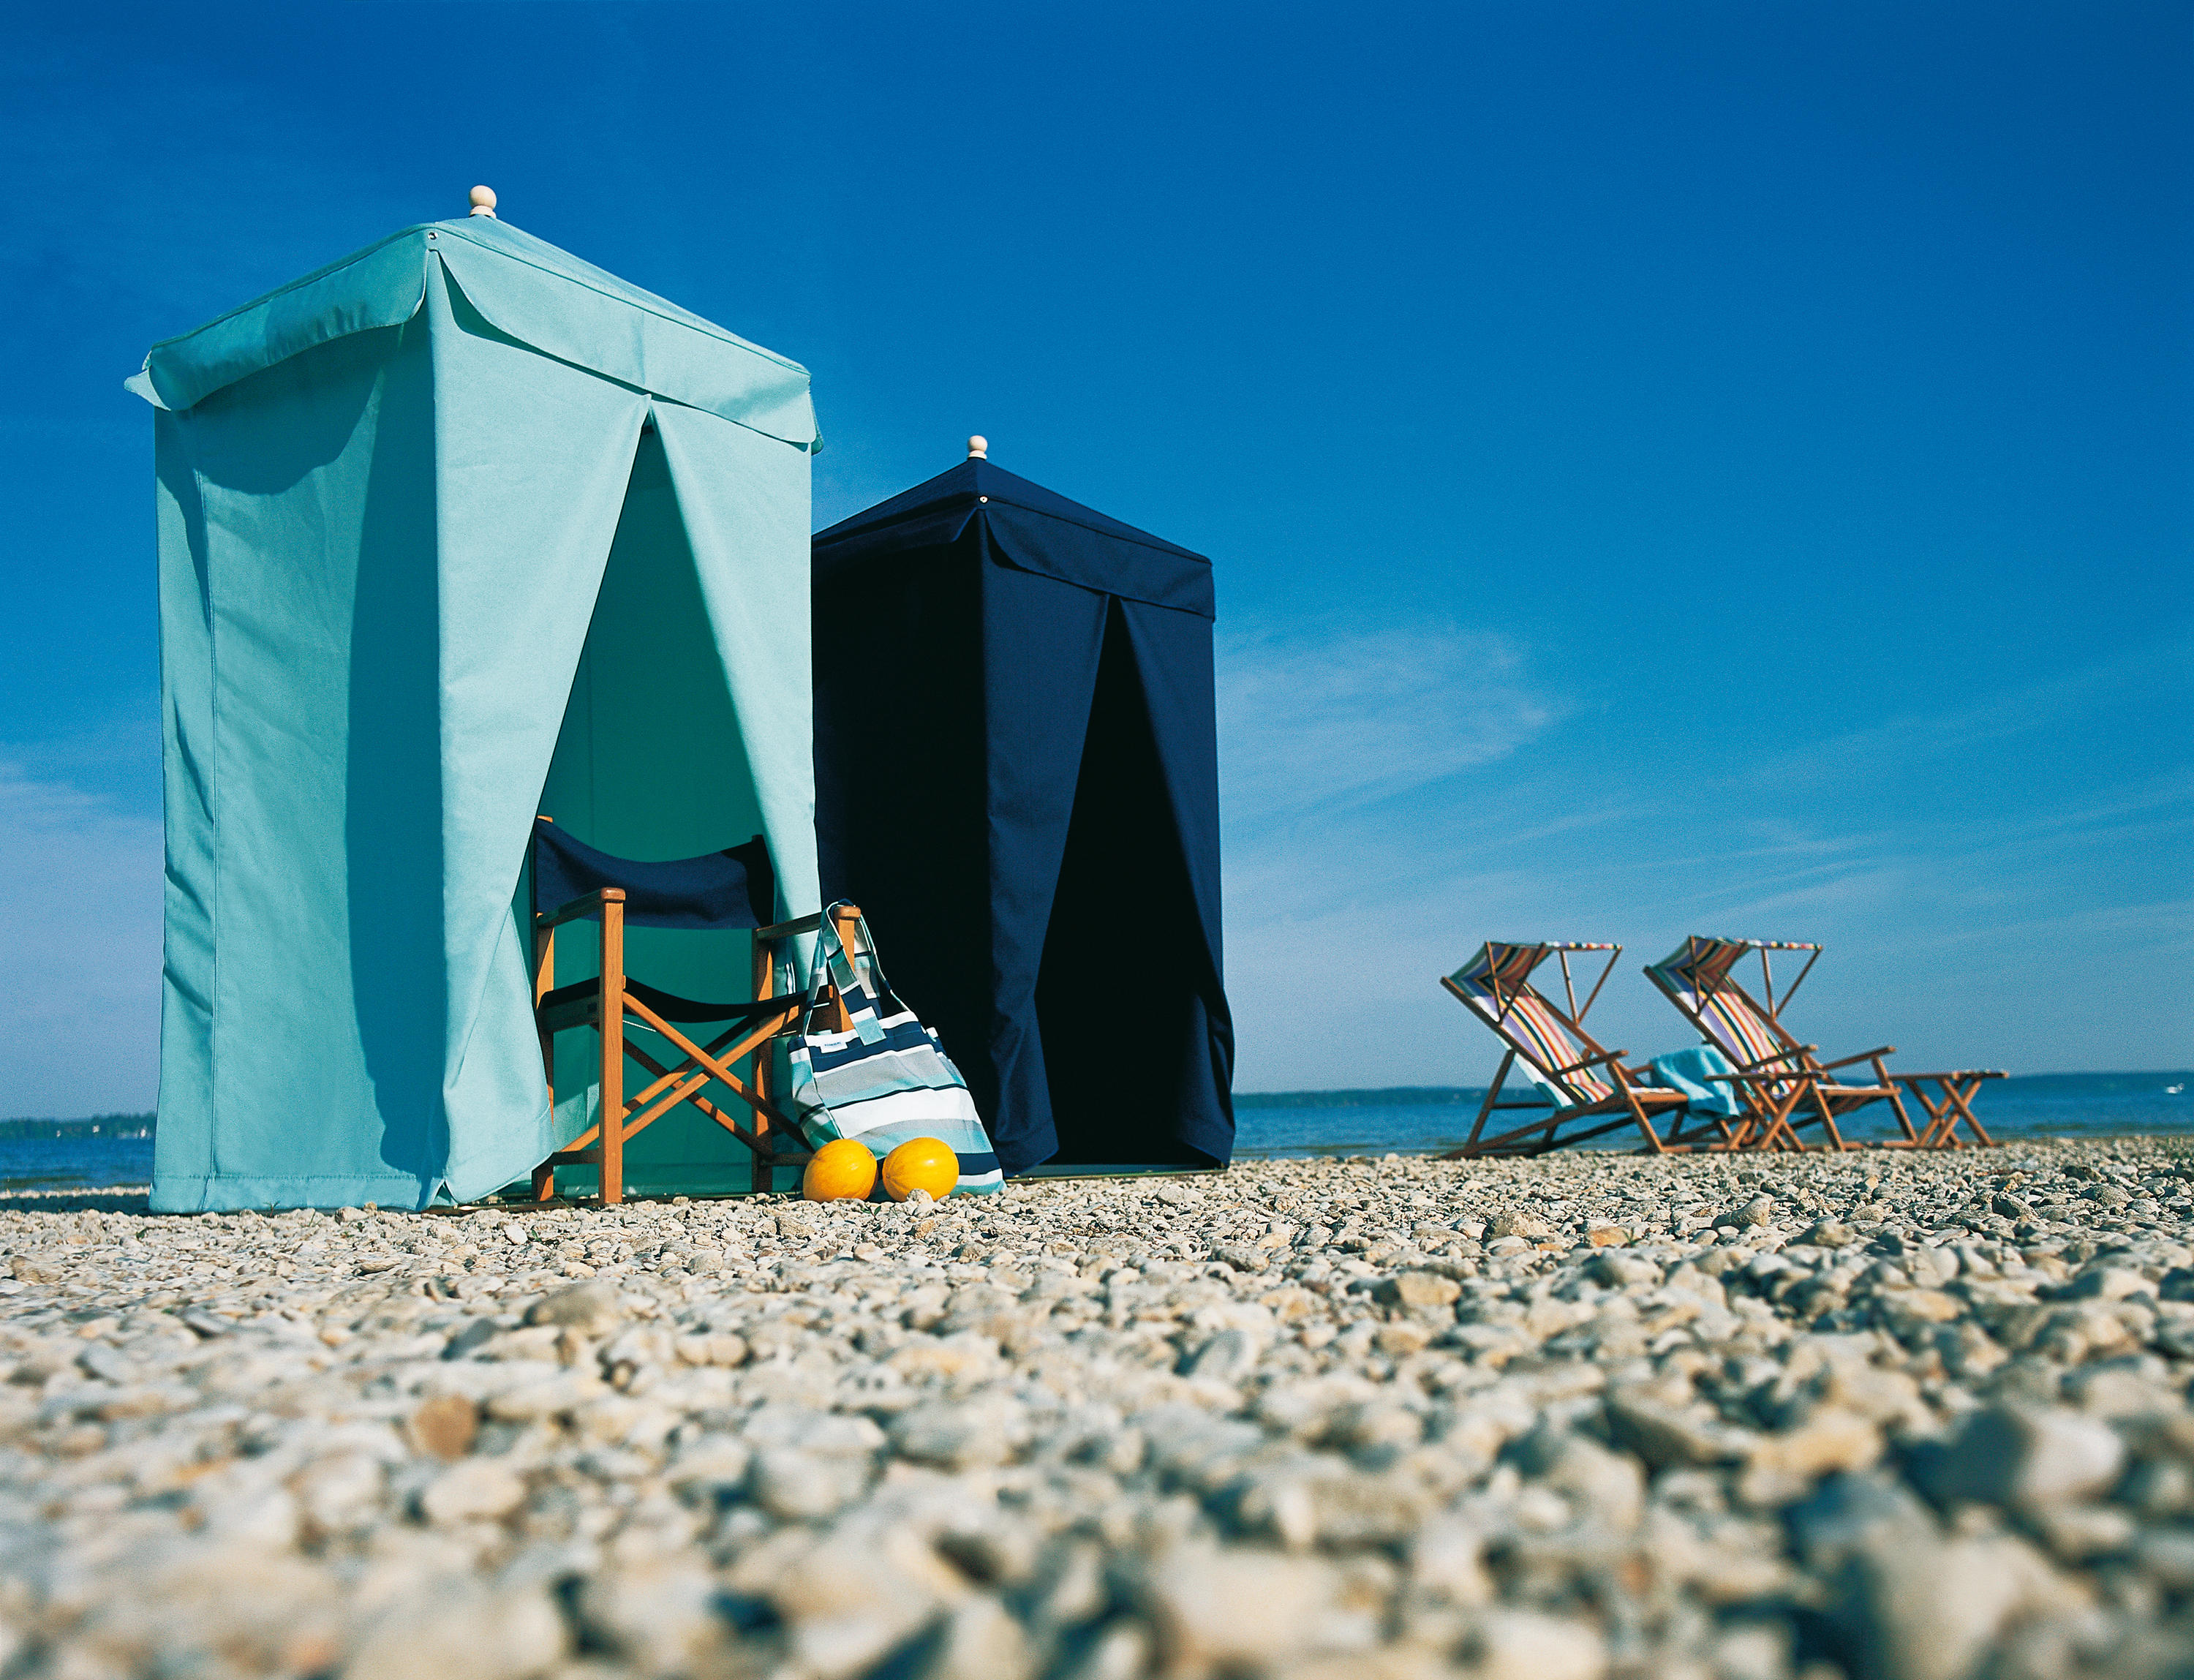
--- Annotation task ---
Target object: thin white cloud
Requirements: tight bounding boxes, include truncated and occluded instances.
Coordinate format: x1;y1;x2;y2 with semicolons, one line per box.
1216;623;1556;826
1742;637;2194;791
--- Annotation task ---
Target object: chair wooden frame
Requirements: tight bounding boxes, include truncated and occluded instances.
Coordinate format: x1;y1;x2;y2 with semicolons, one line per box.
1438;942;1733;1159
530;897;864;1204
1643;938;1923;1152
1888;1069;2006;1148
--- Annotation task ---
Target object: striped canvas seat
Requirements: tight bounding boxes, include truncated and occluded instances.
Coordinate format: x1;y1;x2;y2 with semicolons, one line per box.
1448;945;1613;1107
1643;938;1805;1101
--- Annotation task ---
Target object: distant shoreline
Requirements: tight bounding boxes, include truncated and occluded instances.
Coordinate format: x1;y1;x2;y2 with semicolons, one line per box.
0;1114;154;1141
1235;1087;1485;1109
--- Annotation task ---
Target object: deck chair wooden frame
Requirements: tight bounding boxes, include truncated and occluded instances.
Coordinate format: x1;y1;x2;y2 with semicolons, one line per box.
1643;937;1918;1151
1437;942;1727;1159
531;897;864;1204
1888;1069;2006;1148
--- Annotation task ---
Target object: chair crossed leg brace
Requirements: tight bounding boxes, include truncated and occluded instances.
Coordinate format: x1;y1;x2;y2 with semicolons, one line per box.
1704;1044;1900;1153
1888;1069;2006;1149
531;893;864;1204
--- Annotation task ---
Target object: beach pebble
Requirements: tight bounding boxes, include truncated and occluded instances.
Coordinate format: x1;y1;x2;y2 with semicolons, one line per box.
576;1562;730;1675
346;1583;567;1680
0;1140;2183;1680
421;1457;527;1523
525;1276;623;1333
1920;1404;2127;1510
1471;1611;1609;1680
1139;1547;1350;1671
1866;1529;2089;1680
890;1396;1022;1469
1489;1210;1557;1240
1728;1195;1776;1228
410;1393;479;1459
1384;1271;1462;1311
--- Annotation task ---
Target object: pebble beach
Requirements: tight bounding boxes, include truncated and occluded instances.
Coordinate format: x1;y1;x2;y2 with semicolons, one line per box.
2;1142;2193;1680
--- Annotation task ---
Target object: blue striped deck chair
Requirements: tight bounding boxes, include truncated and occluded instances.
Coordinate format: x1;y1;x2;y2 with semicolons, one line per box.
1438;942;1716;1159
1643;937;1919;1151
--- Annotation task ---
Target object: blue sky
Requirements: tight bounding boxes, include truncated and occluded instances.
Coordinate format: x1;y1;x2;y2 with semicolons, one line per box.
3;2;2189;1113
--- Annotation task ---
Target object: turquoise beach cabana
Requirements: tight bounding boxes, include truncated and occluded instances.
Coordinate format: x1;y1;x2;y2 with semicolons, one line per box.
132;192;822;1213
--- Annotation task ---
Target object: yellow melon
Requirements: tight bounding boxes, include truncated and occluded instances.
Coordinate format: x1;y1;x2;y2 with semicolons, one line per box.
880;1137;959;1202
802;1137;879;1202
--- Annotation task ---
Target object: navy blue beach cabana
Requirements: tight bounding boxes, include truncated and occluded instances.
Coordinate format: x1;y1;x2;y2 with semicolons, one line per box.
812;443;1234;1175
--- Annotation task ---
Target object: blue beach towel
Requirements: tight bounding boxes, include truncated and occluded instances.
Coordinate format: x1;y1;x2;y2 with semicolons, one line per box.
1642;1045;1745;1118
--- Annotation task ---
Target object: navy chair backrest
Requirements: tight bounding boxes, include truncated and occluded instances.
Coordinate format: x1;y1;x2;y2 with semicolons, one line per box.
531;818;776;930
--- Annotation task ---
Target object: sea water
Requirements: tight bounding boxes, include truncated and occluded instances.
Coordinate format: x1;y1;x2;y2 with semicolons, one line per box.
1233;1070;2194;1159
0;1071;2186;1191
0;1134;156;1193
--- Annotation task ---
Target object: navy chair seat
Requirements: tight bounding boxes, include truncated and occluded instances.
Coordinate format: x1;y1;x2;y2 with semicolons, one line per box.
538;973;793;1026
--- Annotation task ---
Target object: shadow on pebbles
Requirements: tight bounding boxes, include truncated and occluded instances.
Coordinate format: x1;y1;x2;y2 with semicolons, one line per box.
0;1140;2190;1679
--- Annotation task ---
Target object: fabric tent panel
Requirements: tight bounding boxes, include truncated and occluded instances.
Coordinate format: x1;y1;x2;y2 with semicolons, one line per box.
151;410;216;1194
979;560;1111;1173
982;502;1214;617
424;268;655;1204
429;218;796;371
816;458;1205;562
135;216;820;1210
1036;599;1207;1165
812;467;1234;1177
1113;598;1235;1162
170;321;447;1210
812;504;976;569
652;402;820;933
810;540;992;1114
146;278;689;1210
529;404;818;1198
535;426;777;1183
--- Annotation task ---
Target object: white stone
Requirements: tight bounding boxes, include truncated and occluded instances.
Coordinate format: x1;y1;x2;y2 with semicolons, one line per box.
1473;1610;1608;1680
421;1458;527;1524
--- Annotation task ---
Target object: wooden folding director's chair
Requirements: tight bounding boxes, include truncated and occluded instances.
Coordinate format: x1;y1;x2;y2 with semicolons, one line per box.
1643;937;1918;1151
527;818;862;1204
1437;942;1711;1158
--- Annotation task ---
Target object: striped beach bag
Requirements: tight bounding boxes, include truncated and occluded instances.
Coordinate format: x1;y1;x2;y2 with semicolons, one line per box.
785;904;1003;1196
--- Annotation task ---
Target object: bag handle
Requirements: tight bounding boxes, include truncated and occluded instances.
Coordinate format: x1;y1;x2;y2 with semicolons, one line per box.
800;902;888;1046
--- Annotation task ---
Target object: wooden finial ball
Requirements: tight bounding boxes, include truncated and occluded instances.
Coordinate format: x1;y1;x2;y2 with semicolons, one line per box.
468;185;498;218
968;435;988;459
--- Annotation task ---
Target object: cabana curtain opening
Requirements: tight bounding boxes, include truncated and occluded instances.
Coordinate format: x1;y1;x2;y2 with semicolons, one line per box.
812;459;1234;1175
137;215;821;1212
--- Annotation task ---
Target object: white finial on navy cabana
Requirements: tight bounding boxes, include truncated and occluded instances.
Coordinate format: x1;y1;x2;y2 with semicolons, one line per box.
469;185;498;219
967;435;987;459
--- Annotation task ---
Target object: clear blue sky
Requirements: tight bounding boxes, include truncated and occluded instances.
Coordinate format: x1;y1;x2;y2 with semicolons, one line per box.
3;2;2189;1114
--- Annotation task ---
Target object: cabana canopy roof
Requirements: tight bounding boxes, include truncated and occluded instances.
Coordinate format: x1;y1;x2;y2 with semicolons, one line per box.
127;214;821;451
814;458;1211;616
